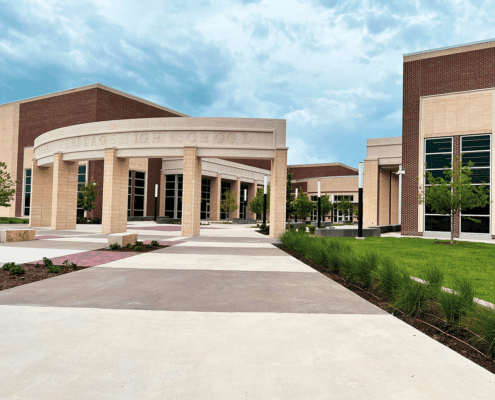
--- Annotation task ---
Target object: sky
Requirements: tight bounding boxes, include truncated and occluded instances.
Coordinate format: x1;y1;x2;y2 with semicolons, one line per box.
1;0;495;169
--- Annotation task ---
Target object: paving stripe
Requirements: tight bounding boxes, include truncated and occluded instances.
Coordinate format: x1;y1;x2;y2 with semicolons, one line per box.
153;246;285;256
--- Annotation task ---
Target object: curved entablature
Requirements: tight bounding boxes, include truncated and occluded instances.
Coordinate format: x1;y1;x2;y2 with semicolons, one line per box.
33;117;287;166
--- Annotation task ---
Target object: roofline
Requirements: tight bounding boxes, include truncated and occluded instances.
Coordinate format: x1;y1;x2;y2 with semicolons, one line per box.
404;38;495;62
288;162;358;172
0;83;189;117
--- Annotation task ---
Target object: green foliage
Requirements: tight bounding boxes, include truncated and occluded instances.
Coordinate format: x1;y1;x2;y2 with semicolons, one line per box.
2;262;16;272
463;306;495;356
77;178;99;212
297;224;306;234
249;186;270;216
320;194;332;218
336;198;354;219
421;265;445;299
62;259;78;270
151;240;159;247
77;217;88;224
0;217;29;224
419;155;490;244
109;243;121;250
0;162;18;208
145;244;152;249
90;217;102;224
353;252;380;289
43;257;54;267
376;258;410;298
10;266;25;275
308;226;316;234
221;189;238;218
126;243;133;249
394;280;430;317
286;168;294;215
135;245;143;251
136;241;143;246
292;190;315;220
439;277;476;324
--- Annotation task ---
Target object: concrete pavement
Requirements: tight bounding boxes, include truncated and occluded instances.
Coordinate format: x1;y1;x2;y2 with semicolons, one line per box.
0;222;493;399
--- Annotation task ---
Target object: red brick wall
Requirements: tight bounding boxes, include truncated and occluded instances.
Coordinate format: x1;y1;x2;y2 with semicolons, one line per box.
17;86;180;217
402;47;495;235
146;158;162;217
291;181;308;194
289;165;358;180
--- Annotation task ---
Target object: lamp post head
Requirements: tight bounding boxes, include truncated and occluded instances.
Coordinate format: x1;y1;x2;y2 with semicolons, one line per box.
317;180;321;197
359;162;364;189
264;176;267;195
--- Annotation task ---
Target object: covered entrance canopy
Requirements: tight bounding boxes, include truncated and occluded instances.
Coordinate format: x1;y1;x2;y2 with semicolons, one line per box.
31;117;288;238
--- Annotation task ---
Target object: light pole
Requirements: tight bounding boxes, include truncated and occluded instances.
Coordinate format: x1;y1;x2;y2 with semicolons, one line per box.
396;165;405;225
295;188;298;223
154;184;158;222
358;162;364;238
263;176;267;227
243;188;247;220
317;180;321;229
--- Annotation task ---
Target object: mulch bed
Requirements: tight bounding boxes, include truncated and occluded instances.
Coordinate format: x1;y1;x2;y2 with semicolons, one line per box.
97;245;169;253
0;264;89;292
276;244;495;375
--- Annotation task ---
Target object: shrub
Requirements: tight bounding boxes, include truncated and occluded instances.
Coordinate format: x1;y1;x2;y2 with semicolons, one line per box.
46;264;61;273
109;243;121;250
463;306;495;356
136;241;143;246
43;257;54;267
69;263;79;271
289;224;296;230
308;226;316;234
394;280;430;317
145;244;152;249
421;265;444;299
77;217;88;224
353;252;379;289
126;243;133;249
439;277;476;324
151;240;159;247
23;220;28;224
297;225;306;234
376;258;410;299
90;217;102;224
2;262;16;272
10;266;25;275
135;245;143;251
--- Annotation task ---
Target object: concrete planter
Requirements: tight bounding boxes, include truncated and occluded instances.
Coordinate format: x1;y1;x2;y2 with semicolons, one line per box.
316;228;381;238
233;218;257;224
156;217;181;224
374;224;401;233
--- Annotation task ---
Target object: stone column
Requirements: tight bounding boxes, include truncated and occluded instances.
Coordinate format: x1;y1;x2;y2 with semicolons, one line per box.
30;159;53;227
231;177;241;220
159;171;165;217
363;159;379;228
209;174;221;221
102;148;129;234
247;180;258;220
269;149;287;238
181;147;201;237
51;153;78;230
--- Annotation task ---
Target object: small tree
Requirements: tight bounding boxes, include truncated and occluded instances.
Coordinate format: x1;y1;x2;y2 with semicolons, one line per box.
249;186;270;218
418;155;490;245
320;194;332;221
292;190;315;221
286;169;294;220
78;179;99;214
221;190;238;219
0;162;18;208
336;198;353;222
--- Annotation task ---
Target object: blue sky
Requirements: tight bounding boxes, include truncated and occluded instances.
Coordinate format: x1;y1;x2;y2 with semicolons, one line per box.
1;0;495;168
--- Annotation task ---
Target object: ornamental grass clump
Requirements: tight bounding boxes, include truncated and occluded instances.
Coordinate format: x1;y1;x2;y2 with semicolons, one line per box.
394;279;430;318
439;277;476;324
308;226;316;235
464;306;495;356
297;225;306;234
376;258;410;299
353;252;379;289
421;265;445;300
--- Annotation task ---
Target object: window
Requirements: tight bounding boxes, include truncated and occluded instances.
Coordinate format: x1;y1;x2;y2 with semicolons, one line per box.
133;171;146;217
239;183;249;219
128;171;132;217
461;134;491;234
333;195;354;223
164;175;183;219
220;181;231;220
77;165;86;218
424;137;453;232
201;179;211;220
24;169;31;216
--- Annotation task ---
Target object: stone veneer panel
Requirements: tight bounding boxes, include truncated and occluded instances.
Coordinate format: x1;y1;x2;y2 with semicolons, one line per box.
247;180;258;220
269;149;287;238
30;159;53;227
51;153;78;230
363;160;379;228
181;147;201;237
209;174;221;221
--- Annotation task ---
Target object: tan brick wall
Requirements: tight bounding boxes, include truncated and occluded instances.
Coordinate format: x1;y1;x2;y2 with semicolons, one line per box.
390;173;399;225
231;177;241;220
209;174;221;221
0;103;19;217
51;153;78;230
305;176;359;197
181;147;201;236
269;149;287;238
378;169;391;225
30;159;53;227
363;159;379;227
159;172;165;217
102;149;129;233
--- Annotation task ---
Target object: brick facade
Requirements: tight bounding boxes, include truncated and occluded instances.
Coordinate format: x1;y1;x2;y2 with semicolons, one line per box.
402;46;495;235
16;86;180;217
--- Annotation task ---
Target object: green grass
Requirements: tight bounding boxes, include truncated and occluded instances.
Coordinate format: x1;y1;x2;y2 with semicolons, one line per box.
0;217;29;224
320;237;495;304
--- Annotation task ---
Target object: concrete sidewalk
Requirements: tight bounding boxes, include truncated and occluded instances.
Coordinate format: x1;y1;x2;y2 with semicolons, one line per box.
0;223;493;399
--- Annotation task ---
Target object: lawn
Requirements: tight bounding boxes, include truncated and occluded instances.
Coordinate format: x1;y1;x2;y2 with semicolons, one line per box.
0;217;29;224
323;236;495;304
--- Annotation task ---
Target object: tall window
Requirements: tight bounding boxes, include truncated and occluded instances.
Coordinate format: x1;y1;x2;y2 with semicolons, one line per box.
164;174;183;219
424;137;452;232
133;171;146;217
461;134;491;234
333;195;354;223
201;178;211;220
310;195;318;221
77;165;86;218
220;181;231;220
128;171;133;217
24;169;31;216
239;183;249;219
